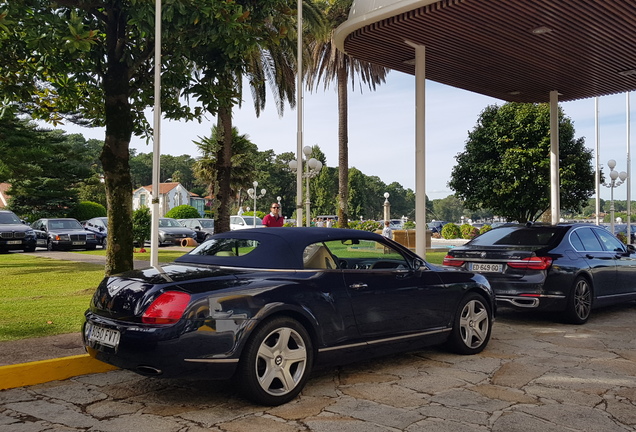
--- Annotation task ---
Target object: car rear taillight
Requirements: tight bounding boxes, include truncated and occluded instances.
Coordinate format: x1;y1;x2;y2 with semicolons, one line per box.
507;256;552;270
142;291;191;324
443;255;465;267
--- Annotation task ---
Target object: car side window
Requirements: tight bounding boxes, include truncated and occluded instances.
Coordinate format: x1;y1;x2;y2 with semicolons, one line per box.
323;239;409;270
572;228;603;251
594;228;626;252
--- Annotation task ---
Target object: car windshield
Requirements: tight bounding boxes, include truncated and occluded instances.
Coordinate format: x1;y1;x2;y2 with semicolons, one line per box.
469;226;561;247
49;220;83;230
241;217;263;226
159;219;182;227
0;212;22;224
198;220;214;228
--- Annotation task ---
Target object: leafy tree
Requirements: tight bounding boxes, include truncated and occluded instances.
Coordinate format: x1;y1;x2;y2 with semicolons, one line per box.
1;0;293;274
164;205;200;220
449;103;595;223
0;115;93;220
432;195;464;223
306;0;389;228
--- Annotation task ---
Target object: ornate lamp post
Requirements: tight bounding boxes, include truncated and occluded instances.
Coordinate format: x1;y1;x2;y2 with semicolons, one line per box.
247;181;266;228
383;192;391;223
289;146;323;227
602;159;627;234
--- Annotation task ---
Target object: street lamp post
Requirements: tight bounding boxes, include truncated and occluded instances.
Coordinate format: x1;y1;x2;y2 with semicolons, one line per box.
383;192;391;222
277;196;282;217
247;181;266;227
289;146;322;227
602;159;628;234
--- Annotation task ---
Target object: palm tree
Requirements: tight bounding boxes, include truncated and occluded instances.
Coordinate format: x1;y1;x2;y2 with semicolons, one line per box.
190;1;326;233
306;0;389;228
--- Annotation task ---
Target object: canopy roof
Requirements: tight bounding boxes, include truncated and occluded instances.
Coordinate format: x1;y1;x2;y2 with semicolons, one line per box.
335;0;636;103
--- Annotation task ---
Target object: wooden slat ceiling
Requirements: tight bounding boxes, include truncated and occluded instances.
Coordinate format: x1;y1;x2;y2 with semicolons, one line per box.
341;0;636;103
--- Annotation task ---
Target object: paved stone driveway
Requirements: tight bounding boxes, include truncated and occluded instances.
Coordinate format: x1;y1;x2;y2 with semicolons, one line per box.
1;305;635;432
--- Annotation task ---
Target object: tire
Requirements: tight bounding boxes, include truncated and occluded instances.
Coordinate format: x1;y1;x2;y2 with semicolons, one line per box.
446;293;492;355
102;238;107;249
23;245;36;253
565;276;592;325
237;317;313;406
86;245;97;251
47;240;55;251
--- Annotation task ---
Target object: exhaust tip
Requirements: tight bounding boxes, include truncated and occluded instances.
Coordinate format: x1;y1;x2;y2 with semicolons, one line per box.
136;365;163;376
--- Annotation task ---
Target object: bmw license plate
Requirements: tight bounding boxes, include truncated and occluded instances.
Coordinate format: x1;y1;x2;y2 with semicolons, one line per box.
87;324;120;348
6;240;21;245
470;263;503;273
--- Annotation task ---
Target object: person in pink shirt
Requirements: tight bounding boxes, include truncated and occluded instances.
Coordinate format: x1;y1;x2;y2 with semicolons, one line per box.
262;203;284;227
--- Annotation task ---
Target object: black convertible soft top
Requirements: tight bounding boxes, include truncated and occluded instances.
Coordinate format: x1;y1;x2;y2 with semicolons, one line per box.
174;227;397;269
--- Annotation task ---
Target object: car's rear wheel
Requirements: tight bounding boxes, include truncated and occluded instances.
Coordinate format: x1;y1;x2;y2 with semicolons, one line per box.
565;276;592;325
237;317;313;406
447;293;491;355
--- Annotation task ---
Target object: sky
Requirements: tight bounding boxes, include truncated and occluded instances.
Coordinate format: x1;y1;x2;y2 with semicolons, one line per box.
59;70;636;203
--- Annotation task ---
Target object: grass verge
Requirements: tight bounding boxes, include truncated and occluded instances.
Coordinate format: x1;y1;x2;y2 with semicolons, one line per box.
0;249;447;342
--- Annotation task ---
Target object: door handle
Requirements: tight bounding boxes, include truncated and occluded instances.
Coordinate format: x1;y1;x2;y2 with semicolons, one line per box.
349;283;368;290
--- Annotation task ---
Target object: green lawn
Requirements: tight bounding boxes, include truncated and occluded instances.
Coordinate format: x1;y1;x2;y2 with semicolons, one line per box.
0;248;448;341
0;254;104;341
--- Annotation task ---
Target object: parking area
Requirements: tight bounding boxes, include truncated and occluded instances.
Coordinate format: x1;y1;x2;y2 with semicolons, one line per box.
1;305;635;432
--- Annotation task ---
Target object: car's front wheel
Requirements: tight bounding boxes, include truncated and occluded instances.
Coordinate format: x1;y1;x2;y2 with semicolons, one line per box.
47;240;55;251
447;293;492;355
565;276;592;325
237;317;313;406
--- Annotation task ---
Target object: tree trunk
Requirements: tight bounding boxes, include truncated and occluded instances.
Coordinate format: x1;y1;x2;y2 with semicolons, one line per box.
214;104;233;233
100;6;134;275
337;64;349;228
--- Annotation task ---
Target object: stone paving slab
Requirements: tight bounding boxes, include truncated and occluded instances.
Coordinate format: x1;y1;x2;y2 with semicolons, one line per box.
1;304;635;431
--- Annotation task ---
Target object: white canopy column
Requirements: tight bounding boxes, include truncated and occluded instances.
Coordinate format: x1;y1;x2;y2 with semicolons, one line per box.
406;41;427;257
550;90;560;225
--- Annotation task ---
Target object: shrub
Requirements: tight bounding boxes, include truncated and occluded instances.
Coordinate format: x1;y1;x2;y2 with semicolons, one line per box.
67;201;106;221
479;224;492;235
616;232;628;245
441;223;461;239
242;210;266;219
132;206;151;248
403;220;416;229
349;220;382;231
460;224;479;239
165;205;200;219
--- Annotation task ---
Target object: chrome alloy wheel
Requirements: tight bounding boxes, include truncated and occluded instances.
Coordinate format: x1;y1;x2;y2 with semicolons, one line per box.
255;326;308;396
459;299;490;349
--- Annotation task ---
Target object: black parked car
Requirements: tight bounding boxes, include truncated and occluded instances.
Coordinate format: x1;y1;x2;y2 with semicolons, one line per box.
0;210;38;253
178;218;214;243
31;218;99;251
83;217;108;248
157;218;197;246
443;223;636;324
84;227;494;405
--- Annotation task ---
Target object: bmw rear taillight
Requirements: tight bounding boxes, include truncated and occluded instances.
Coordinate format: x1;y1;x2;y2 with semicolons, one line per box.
142;291;191;324
443;255;465;267
507;256;552;270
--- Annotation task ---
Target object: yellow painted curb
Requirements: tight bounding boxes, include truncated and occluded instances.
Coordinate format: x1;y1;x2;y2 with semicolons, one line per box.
0;354;118;390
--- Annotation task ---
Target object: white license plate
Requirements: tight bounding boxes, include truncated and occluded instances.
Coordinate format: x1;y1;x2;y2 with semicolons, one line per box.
470;263;503;273
6;240;21;245
87;324;120;348
37;239;47;245
72;241;86;245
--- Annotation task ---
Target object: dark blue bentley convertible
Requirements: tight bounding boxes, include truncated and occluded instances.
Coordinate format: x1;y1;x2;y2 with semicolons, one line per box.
84;228;495;405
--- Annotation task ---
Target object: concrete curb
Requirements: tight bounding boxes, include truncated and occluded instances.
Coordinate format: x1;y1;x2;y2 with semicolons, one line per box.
0;354;118;390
